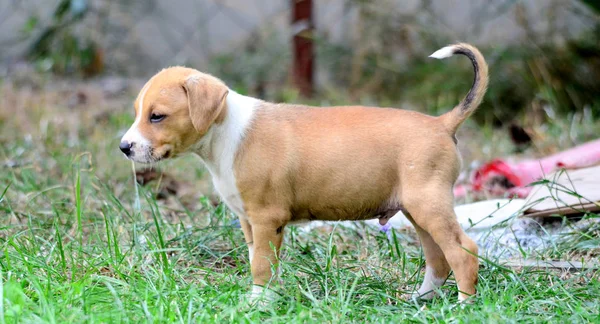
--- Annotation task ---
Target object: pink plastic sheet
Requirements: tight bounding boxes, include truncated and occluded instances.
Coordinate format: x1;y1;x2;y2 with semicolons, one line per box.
455;139;600;198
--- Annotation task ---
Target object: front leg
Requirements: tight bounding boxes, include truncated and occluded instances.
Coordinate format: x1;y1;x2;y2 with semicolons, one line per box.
246;209;288;300
251;221;285;286
239;217;254;262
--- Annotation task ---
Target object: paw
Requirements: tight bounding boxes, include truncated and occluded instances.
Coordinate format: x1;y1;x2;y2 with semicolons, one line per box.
246;285;279;307
402;288;440;300
458;293;475;305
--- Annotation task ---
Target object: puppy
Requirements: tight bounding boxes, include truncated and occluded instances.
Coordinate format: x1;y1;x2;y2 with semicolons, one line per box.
120;43;488;303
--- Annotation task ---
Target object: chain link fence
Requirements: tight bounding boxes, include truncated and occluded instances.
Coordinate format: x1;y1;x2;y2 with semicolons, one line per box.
1;0;593;74
0;0;292;76
1;0;598;122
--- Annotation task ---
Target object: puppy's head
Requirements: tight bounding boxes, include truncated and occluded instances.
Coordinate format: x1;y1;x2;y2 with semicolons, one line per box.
120;67;229;163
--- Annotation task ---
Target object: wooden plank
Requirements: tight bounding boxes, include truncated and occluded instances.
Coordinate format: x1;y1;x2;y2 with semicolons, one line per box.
524;202;600;218
523;165;600;216
454;199;525;230
501;259;599;271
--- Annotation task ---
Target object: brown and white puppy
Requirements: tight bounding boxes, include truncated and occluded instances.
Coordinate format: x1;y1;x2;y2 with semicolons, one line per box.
120;43;488;303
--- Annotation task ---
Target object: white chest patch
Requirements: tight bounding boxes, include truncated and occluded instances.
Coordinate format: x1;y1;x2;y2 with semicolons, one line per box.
211;173;246;216
194;90;259;219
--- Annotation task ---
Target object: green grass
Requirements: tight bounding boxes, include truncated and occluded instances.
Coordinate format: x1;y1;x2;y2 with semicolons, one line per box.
0;79;599;323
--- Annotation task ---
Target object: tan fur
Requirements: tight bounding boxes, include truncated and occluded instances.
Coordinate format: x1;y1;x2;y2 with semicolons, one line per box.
123;44;489;302
131;67;229;160
184;73;229;135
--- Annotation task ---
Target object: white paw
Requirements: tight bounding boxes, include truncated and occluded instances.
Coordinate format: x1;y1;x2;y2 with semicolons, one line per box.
402;289;439;301
458;292;475;304
246;285;278;307
416;289;440;300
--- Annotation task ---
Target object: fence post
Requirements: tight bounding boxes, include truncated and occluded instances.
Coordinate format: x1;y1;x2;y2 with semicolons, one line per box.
291;0;314;97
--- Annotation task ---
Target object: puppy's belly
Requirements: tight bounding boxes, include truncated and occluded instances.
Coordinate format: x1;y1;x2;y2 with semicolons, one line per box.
290;201;401;223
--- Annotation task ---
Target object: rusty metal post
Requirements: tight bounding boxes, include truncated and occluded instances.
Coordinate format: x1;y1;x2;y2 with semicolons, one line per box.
291;0;314;97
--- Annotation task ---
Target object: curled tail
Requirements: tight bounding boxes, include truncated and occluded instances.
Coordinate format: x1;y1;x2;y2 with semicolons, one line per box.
430;43;489;134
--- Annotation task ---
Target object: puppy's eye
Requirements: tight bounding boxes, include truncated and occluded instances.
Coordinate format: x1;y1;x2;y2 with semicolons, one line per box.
150;113;166;123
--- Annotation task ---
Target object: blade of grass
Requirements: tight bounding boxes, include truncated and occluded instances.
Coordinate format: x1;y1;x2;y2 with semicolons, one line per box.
0;181;11;204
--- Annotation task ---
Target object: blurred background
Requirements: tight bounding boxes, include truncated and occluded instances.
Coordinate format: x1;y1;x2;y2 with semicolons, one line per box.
1;0;600;203
1;0;599;120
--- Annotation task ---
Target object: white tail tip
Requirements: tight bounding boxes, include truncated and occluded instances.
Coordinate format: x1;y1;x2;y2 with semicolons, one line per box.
429;46;456;59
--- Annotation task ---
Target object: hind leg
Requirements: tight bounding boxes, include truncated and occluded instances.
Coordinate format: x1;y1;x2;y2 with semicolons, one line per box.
403;187;479;302
404;213;451;299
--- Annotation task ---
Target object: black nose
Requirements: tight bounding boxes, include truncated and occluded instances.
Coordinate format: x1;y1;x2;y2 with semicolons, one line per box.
119;141;133;155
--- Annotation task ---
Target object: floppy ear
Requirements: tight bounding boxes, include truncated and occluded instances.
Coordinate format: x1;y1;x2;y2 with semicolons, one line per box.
183;74;229;134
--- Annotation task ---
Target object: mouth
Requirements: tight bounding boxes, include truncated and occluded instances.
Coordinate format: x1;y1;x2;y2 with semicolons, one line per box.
134;149;172;164
121;145;173;164
150;147;172;162
122;150;156;164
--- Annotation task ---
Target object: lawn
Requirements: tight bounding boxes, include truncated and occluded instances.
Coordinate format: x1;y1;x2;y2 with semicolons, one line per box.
0;77;599;323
